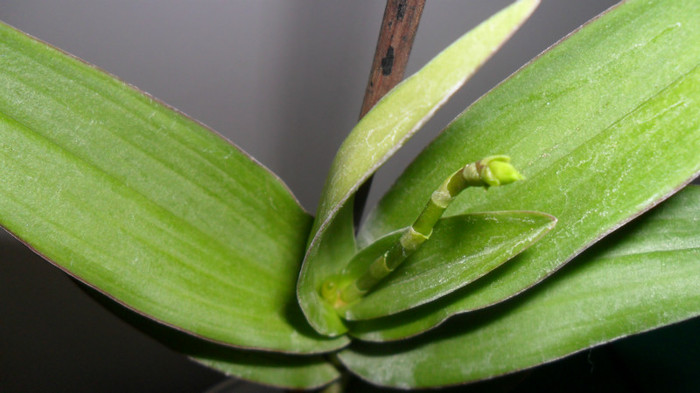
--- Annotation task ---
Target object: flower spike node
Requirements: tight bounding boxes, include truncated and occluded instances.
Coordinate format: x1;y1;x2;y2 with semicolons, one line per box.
322;155;525;308
470;155;525;187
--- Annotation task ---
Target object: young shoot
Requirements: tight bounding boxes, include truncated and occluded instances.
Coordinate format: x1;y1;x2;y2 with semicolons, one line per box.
322;155;524;309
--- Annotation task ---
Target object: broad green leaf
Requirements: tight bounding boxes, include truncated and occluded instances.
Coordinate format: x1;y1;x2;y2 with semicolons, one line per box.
297;0;541;336
78;284;340;390
341;211;555;321
0;22;345;353
357;0;700;339
339;185;700;388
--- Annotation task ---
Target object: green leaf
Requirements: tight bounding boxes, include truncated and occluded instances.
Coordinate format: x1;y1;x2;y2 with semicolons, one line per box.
341;211;555;321
195;349;338;390
297;0;541;336
358;0;700;338
339;185;700;388
0;22;345;353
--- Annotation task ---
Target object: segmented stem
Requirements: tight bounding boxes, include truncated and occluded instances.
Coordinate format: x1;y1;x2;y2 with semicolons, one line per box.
323;155;524;308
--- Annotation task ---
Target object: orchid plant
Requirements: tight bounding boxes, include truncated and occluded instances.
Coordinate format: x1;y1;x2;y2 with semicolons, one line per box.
1;0;699;391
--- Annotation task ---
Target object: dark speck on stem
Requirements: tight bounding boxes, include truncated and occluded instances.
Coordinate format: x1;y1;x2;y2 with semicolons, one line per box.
381;46;395;75
397;0;407;20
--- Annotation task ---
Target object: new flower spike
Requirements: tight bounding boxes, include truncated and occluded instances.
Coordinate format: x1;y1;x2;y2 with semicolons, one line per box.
322;156;525;308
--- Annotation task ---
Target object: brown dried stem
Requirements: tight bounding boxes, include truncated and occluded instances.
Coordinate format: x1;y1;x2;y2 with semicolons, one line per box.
353;0;427;228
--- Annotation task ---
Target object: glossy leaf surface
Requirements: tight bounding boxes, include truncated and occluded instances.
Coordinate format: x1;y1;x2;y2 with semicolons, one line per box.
0;22;345;353
342;211;555;321
340;185;700;388
297;0;541;336
357;0;700;340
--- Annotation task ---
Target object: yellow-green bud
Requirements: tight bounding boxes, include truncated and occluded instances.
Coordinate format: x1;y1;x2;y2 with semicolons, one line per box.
479;156;525;187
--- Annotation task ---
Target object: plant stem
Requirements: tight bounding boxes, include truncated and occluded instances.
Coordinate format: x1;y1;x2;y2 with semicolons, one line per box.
353;0;426;229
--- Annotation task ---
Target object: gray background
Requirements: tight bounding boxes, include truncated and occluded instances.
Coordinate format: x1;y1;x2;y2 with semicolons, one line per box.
4;1;695;392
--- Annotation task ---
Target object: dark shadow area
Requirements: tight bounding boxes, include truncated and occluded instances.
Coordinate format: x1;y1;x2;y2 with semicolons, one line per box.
0;234;225;393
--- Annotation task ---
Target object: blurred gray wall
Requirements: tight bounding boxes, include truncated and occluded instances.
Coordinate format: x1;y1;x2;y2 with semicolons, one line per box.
0;1;622;392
